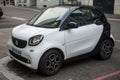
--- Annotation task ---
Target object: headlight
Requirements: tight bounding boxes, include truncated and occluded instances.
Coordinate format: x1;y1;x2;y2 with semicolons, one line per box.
29;35;44;46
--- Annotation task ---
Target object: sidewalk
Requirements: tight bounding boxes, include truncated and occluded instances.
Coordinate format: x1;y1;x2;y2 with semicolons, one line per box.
0;28;12;80
105;14;120;19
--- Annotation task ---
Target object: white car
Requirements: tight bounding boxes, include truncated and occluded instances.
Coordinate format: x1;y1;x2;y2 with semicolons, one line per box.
7;5;114;76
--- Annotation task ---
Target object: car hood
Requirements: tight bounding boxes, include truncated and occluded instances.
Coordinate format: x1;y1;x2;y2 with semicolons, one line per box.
12;24;57;40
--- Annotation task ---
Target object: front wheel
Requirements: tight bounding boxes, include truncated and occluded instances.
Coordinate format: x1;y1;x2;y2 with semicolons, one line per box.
98;39;114;60
38;49;63;76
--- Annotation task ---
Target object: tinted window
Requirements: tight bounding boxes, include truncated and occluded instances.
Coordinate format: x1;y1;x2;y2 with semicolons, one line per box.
65;9;86;27
61;9;87;30
92;9;107;23
79;8;94;24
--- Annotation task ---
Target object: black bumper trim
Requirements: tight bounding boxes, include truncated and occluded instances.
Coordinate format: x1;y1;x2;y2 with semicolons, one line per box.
9;50;31;64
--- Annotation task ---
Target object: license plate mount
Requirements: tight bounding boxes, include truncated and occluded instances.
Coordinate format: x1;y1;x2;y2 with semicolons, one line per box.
12;47;22;56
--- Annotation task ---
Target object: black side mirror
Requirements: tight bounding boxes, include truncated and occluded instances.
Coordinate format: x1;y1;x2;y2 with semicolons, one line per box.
94;19;102;25
67;22;78;29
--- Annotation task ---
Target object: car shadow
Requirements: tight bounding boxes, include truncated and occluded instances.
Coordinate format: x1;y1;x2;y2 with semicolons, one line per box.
6;56;100;78
6;48;119;80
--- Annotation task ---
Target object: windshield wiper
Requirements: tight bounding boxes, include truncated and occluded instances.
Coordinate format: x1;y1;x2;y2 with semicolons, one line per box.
27;23;34;26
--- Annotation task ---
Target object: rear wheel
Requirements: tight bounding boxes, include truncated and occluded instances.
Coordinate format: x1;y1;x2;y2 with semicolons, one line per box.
38;49;63;76
98;39;114;60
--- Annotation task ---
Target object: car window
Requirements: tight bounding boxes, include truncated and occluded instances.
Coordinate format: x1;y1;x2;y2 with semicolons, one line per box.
65;9;87;26
92;9;107;23
61;9;91;30
28;7;69;28
79;8;94;24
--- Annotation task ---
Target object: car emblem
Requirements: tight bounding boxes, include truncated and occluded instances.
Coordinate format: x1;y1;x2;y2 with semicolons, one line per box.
15;40;18;45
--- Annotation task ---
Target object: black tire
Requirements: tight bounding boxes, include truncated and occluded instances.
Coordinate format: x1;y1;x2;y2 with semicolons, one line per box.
38;49;63;76
98;39;114;60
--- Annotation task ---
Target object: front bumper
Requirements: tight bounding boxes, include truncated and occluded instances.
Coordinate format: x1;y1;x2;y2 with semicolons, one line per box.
7;39;44;70
9;50;31;64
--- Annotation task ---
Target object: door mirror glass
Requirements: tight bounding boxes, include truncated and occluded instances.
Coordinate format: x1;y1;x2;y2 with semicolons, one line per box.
67;22;78;29
94;19;102;25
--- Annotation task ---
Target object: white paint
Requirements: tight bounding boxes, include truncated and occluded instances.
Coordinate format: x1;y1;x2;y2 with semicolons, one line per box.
107;18;120;21
0;56;24;80
3;16;26;21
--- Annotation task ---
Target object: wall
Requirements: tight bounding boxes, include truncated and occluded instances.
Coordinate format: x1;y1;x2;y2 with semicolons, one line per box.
81;0;93;5
82;0;120;14
14;0;33;7
60;0;93;5
37;0;59;8
14;0;19;6
114;0;120;14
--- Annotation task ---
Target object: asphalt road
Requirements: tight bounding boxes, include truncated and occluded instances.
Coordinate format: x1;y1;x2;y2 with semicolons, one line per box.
0;6;120;80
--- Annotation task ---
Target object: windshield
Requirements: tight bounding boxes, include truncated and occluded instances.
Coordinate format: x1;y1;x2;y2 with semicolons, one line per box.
28;7;69;28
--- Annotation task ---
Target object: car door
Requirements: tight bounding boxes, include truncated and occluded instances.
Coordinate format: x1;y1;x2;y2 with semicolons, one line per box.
63;9;103;58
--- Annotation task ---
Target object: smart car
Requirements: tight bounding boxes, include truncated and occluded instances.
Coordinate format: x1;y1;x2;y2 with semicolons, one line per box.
7;5;114;76
0;7;3;18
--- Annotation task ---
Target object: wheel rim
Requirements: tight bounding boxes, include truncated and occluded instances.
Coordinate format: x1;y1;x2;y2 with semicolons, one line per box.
101;40;113;58
45;53;61;72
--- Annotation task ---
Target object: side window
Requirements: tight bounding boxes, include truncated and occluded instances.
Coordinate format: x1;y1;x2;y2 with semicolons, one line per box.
79;8;94;24
61;9;93;30
91;9;107;23
65;9;86;26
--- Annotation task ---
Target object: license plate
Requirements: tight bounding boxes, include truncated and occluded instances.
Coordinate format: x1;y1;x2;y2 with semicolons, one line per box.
12;47;22;56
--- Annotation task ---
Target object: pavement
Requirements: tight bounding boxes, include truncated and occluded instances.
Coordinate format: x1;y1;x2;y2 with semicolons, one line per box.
0;28;12;80
0;5;120;80
105;14;120;19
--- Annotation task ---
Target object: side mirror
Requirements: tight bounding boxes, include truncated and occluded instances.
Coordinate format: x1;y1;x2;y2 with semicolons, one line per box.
94;19;102;25
67;22;78;29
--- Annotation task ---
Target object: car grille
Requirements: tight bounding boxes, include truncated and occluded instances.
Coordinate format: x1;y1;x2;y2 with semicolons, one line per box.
9;50;31;64
12;36;27;48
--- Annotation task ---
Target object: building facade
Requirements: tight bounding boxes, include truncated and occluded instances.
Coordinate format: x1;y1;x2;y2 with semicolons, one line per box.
36;0;93;8
92;0;120;14
36;0;59;8
14;0;36;7
80;0;120;14
114;0;120;14
6;0;120;14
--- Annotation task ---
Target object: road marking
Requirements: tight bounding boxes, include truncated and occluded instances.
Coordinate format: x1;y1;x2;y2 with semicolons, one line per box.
107;18;120;21
3;16;26;21
115;40;120;43
0;56;24;80
6;6;40;12
11;17;26;21
94;70;120;80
